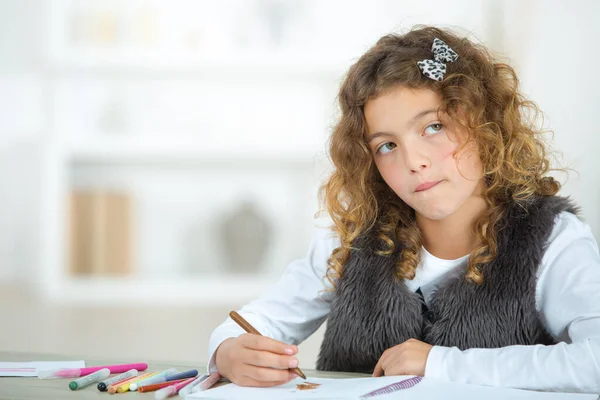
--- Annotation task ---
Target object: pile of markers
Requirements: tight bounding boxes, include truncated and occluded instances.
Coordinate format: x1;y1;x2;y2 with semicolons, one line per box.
38;362;221;399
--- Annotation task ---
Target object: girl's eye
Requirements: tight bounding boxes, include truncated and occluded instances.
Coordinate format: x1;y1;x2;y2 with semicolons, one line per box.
376;142;397;155
424;123;443;136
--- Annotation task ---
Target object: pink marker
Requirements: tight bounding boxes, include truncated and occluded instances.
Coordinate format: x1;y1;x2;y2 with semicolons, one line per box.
37;363;148;379
154;377;195;400
195;372;221;392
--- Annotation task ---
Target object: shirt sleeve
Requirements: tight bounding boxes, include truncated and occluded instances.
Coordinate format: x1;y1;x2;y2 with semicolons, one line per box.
206;227;338;373
424;212;600;394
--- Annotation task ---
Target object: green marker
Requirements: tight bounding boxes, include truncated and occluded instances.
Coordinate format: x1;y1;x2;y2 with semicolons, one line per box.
69;368;110;390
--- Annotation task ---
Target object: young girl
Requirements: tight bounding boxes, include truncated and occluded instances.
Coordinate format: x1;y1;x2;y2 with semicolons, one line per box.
207;26;600;393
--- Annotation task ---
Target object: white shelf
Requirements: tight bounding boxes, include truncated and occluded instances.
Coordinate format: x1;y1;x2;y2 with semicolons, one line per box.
64;137;325;165
47;275;280;306
50;51;349;78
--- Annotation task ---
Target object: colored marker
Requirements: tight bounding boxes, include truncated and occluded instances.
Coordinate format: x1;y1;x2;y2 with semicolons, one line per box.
154;377;195;400
116;371;159;393
137;378;188;393
38;362;148;379
106;373;143;391
138;368;197;388
107;371;155;394
97;369;138;391
130;368;178;391
69;368;110;390
177;374;208;397
192;372;221;393
164;369;198;382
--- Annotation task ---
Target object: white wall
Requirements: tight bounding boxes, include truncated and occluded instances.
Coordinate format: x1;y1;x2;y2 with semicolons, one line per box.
504;0;600;238
0;0;46;283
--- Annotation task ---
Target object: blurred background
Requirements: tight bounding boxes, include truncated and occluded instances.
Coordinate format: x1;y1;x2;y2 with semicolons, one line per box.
0;0;598;368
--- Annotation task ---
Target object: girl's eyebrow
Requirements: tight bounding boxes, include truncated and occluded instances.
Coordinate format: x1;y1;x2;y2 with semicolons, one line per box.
367;108;438;143
407;108;438;127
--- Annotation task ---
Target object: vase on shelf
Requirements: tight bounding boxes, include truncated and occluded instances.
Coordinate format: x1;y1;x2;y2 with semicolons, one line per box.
218;199;273;274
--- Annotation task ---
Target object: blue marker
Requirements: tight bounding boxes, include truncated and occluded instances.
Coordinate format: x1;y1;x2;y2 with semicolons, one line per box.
135;368;198;390
129;367;177;391
165;369;198;382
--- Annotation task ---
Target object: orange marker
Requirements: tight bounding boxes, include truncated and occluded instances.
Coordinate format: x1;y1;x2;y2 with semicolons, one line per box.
137;378;188;393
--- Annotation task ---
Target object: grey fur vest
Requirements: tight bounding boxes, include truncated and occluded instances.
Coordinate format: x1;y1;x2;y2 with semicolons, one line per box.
316;196;577;373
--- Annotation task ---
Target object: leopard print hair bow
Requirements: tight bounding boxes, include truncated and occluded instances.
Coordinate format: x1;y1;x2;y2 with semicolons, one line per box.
417;38;458;82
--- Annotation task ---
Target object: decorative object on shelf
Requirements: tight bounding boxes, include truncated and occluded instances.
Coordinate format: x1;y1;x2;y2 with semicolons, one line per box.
132;4;158;47
258;0;292;48
70;189;133;276
218;199;273;273
96;93;127;134
91;8;122;46
68;4;87;45
265;0;309;49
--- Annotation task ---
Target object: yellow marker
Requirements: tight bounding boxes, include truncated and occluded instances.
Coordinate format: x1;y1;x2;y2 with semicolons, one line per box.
116;371;159;393
107;373;147;394
107;371;156;394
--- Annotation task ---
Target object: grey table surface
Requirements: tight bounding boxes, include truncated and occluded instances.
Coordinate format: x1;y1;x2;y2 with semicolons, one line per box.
0;351;368;399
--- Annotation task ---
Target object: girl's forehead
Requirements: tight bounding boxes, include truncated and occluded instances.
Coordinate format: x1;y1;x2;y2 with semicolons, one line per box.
367;86;440;111
364;86;442;126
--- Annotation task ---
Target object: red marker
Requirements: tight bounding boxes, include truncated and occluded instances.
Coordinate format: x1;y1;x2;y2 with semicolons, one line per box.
137;378;188;393
154;377;195;399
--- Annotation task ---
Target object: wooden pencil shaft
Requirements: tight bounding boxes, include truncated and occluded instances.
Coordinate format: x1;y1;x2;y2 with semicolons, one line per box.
229;311;260;335
229;311;306;380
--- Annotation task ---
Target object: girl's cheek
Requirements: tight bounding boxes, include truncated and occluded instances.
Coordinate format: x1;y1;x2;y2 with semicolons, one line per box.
442;142;460;160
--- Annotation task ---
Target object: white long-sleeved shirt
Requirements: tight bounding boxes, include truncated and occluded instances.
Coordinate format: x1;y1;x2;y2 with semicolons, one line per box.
207;212;600;393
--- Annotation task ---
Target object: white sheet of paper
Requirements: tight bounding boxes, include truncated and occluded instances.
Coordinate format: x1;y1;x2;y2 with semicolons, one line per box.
0;361;85;377
186;376;598;400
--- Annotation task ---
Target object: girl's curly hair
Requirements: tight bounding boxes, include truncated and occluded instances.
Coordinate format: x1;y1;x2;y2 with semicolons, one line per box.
319;26;561;287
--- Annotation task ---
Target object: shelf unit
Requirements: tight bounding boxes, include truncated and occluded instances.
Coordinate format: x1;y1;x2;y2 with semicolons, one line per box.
38;0;343;306
63;137;328;165
48;52;348;78
52;275;284;306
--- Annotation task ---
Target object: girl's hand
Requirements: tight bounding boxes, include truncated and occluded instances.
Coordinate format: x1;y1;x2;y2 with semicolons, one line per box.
373;338;433;377
215;334;299;387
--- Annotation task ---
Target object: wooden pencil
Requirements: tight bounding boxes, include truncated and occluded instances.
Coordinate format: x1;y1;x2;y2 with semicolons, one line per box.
229;310;307;380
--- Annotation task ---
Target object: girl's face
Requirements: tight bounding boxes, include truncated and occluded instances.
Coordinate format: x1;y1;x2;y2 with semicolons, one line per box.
364;85;484;221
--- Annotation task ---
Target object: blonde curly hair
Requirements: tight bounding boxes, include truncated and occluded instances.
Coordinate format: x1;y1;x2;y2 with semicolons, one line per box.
319;26;561;287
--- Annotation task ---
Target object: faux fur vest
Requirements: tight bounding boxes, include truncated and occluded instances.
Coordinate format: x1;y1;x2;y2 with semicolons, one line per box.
317;196;576;373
